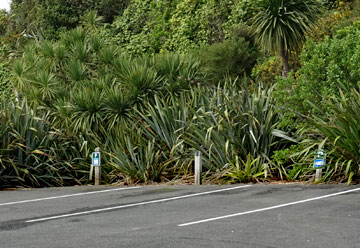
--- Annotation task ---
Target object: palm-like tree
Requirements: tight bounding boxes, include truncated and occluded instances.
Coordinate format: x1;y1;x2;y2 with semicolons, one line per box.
251;0;322;77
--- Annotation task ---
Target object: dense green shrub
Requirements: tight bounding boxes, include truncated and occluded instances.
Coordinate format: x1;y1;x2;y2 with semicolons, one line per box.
309;0;360;41
13;25;200;134
8;0;129;40
222;0;259;37
0;100;90;188
105;80;294;183
108;0;257;55
274;21;360;119
4;0;360;186
7;25;201;185
252;55;301;84
0;60;11;99
311;88;360;182
161;0;232;52
198;38;259;84
183;80;293;171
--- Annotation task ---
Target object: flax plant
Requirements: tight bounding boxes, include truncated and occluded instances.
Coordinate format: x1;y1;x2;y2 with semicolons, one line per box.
0;100;88;188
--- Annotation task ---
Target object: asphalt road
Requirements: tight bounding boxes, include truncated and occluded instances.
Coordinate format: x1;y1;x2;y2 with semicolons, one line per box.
0;184;359;248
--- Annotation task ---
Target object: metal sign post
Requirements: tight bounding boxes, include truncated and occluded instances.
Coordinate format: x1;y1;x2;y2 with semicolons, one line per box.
314;149;326;181
91;147;101;185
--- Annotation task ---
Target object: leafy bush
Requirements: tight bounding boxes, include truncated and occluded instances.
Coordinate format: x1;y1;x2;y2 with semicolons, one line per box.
198;38;259;84
274;22;360;119
309;0;356;41
252;55;301;84
311;88;360;182
108;0;257;55
0;60;11;99
8;0;129;39
6;25;203;186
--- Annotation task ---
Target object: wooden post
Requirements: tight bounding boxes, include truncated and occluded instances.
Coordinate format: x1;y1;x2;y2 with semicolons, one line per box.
89;165;94;180
264;163;268;179
195;151;202;185
95;166;101;186
315;168;322;181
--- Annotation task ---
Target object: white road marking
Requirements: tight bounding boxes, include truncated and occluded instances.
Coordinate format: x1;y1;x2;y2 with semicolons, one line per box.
0;187;142;206
26;185;251;223
178;187;360;227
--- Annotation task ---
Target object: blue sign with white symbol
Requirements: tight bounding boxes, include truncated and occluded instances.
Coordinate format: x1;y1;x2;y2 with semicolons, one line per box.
314;159;325;168
313;149;326;169
92;152;101;166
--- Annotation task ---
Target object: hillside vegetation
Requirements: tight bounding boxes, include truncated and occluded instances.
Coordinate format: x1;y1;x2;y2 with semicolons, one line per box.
0;0;359;187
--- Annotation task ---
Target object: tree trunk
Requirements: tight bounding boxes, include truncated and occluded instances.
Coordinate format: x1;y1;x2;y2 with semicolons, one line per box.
280;48;290;77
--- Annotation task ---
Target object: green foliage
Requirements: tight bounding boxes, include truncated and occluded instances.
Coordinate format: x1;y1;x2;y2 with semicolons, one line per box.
104;80;294;183
154;53;200;94
0;59;12;99
252;55;301;84
108;0;249;55
106;94;191;183
14;27;200;128
225;154;264;183
270;124;359;184
108;136;167;183
310;88;360;182
162;0;232;52
309;0;356;41
270;142;314;181
0;10;8;35
0;100;89;188
274;22;360;118
252;56;283;84
223;0;259;37
7;27;204;186
199;38;259;84
5;0;360;187
8;0;129;40
183;80;293;172
109;0;170;55
251;0;322;76
251;0;323;54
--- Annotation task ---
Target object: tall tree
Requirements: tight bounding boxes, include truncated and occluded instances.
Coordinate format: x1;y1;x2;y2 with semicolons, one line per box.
251;0;322;77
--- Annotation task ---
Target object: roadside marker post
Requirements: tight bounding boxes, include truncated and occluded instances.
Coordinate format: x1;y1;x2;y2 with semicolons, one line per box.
314;149;326;181
90;147;101;185
195;151;202;185
264;163;268;179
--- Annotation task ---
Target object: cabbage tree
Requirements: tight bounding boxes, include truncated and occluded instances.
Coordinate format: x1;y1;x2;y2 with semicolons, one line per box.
251;0;322;77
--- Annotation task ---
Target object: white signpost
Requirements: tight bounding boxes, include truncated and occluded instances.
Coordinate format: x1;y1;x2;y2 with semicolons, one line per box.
314;149;326;181
90;148;101;185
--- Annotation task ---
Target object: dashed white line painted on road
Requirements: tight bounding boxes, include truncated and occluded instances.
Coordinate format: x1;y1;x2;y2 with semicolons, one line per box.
0;187;142;206
178;187;360;227
25;185;251;223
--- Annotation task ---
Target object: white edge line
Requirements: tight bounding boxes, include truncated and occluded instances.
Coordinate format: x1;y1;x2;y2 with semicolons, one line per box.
0;186;142;206
178;187;360;227
25;185;251;223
